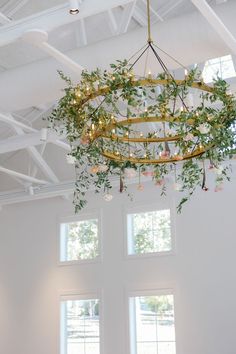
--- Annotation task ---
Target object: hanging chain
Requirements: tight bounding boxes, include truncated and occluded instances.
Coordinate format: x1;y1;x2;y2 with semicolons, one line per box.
147;0;152;43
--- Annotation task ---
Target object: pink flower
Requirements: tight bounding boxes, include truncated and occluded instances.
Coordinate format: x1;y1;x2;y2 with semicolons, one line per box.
124;168;137;179
184;132;194;142
137;184;144;191
90;166;99;174
174;155;183;161
98;164;108;173
155;179;165;186
173;183;182;191
103;193;113;201
142;171;154;177
197;123;211;134
215;184;223;192
66;154;76;165
159;151;170;159
81;136;90;145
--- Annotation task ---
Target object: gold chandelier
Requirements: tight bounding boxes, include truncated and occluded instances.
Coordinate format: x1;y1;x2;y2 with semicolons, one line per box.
49;0;236;211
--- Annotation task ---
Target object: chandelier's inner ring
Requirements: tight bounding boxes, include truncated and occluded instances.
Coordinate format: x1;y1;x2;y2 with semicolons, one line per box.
92;115;199;143
76;78;222;164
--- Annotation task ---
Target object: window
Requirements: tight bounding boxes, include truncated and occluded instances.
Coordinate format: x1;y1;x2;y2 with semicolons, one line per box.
61;297;100;354
60;214;100;263
129;293;176;354
202;55;236;83
127;209;172;256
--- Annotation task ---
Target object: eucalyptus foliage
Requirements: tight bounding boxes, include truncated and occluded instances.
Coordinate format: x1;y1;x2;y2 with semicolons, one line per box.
48;60;236;212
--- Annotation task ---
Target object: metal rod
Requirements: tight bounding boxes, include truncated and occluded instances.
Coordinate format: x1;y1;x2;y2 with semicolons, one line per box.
147;0;152;43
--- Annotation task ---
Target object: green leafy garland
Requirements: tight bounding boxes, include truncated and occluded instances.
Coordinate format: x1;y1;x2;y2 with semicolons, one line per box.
48;60;236;212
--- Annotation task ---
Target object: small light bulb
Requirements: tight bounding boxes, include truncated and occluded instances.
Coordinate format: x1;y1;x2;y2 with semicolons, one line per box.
148;70;152;79
69;0;80;14
76;90;81;98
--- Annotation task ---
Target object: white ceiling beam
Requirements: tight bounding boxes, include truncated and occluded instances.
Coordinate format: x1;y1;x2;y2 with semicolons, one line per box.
118;1;136;34
0;166;49;185
0;181;75;206
13;125;59;183
0;112;36;132
79;18;88;46
0;1;235;112
0;12;11;24
191;0;236;56
108;9;118;35
0;111;71;152
7;0;30;17
0;0;135;47
160;0;183;18
22;29;84;74
132;6;146;26
1;162;235;206
0;130;68;154
140;0;164;22
0;0;15;13
31;142;47;178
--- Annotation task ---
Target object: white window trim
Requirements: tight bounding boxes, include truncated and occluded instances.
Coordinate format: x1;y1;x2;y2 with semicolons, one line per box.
125;286;177;354
59;289;104;354
123;198;177;260
202;54;236;83
57;209;103;266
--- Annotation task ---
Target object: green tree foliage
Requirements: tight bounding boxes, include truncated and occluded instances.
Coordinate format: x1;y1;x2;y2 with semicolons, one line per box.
133;210;171;254
67;219;99;260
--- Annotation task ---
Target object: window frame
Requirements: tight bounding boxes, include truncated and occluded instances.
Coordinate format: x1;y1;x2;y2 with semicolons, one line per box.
58;210;103;266
124;200;176;259
60;290;104;354
127;287;177;354
202;54;236;83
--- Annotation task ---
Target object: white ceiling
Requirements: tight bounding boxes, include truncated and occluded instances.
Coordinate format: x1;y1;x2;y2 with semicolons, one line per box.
0;0;235;204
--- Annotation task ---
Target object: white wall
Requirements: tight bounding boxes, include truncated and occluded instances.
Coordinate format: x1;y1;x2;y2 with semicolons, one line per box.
0;180;236;354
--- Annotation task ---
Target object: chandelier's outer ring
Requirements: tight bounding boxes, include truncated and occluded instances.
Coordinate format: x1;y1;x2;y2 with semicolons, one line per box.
77;78;214;107
77;78;219;164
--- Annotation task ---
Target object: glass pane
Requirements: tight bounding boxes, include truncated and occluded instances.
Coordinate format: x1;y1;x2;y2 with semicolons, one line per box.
129;209;171;255
132;295;176;354
65;299;100;354
63;219;99;261
158;342;176;354
137;342;157;354
202;55;236;82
